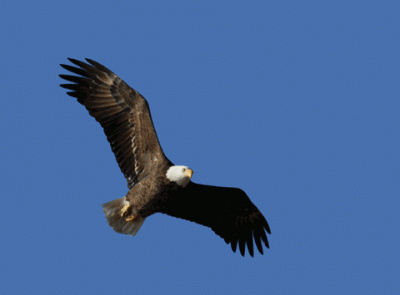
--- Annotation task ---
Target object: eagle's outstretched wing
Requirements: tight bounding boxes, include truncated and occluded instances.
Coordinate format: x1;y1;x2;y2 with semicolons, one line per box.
60;58;168;188
160;182;271;257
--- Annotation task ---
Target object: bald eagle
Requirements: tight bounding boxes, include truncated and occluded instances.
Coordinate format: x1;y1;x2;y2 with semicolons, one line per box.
60;58;271;257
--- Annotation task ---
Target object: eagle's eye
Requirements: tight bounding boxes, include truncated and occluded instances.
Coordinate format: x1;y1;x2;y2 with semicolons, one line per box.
182;168;186;172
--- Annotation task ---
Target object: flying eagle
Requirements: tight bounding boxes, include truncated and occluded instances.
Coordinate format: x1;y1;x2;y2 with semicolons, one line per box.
60;58;271;257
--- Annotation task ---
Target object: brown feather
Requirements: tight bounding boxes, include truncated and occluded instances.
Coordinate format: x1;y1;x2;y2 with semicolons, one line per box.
60;58;168;189
159;182;271;257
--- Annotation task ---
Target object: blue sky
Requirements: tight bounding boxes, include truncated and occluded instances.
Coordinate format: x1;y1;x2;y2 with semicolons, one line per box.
1;1;399;294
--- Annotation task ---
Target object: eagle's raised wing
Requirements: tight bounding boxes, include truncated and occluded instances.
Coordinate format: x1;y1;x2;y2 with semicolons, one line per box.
160;182;271;257
60;58;168;188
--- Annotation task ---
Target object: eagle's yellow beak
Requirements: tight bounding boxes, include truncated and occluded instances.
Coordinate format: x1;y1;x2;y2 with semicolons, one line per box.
184;168;193;179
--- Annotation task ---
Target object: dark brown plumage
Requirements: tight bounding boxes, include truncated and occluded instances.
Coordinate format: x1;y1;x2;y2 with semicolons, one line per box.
160;182;270;256
60;58;271;257
60;58;167;189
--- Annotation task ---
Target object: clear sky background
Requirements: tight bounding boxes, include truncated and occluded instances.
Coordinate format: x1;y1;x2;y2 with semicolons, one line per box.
1;2;399;294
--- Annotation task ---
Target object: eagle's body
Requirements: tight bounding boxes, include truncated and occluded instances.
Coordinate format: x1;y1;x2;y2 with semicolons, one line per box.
60;58;271;257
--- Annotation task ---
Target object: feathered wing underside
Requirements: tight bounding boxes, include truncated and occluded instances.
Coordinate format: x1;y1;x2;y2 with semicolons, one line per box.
60;58;167;188
159;182;271;257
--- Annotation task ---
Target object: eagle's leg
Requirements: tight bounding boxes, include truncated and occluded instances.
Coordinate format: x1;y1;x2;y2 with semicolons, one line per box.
126;214;140;222
120;203;131;217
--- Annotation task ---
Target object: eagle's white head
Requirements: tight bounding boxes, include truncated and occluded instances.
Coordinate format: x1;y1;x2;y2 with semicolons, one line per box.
166;165;193;187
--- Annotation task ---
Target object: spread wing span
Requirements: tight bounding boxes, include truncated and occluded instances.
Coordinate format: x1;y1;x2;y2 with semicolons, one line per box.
60;58;167;188
160;182;271;257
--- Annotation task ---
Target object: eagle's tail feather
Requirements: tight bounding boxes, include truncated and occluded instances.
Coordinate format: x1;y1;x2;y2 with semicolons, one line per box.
102;197;145;237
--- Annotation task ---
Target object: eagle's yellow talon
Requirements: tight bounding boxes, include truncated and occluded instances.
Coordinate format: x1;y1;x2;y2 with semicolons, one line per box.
126;215;139;222
120;203;131;217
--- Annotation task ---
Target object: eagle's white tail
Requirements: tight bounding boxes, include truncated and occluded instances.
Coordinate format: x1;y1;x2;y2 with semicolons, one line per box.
102;197;145;237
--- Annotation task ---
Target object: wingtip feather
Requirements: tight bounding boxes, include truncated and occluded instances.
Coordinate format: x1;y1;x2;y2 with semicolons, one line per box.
85;58;112;73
